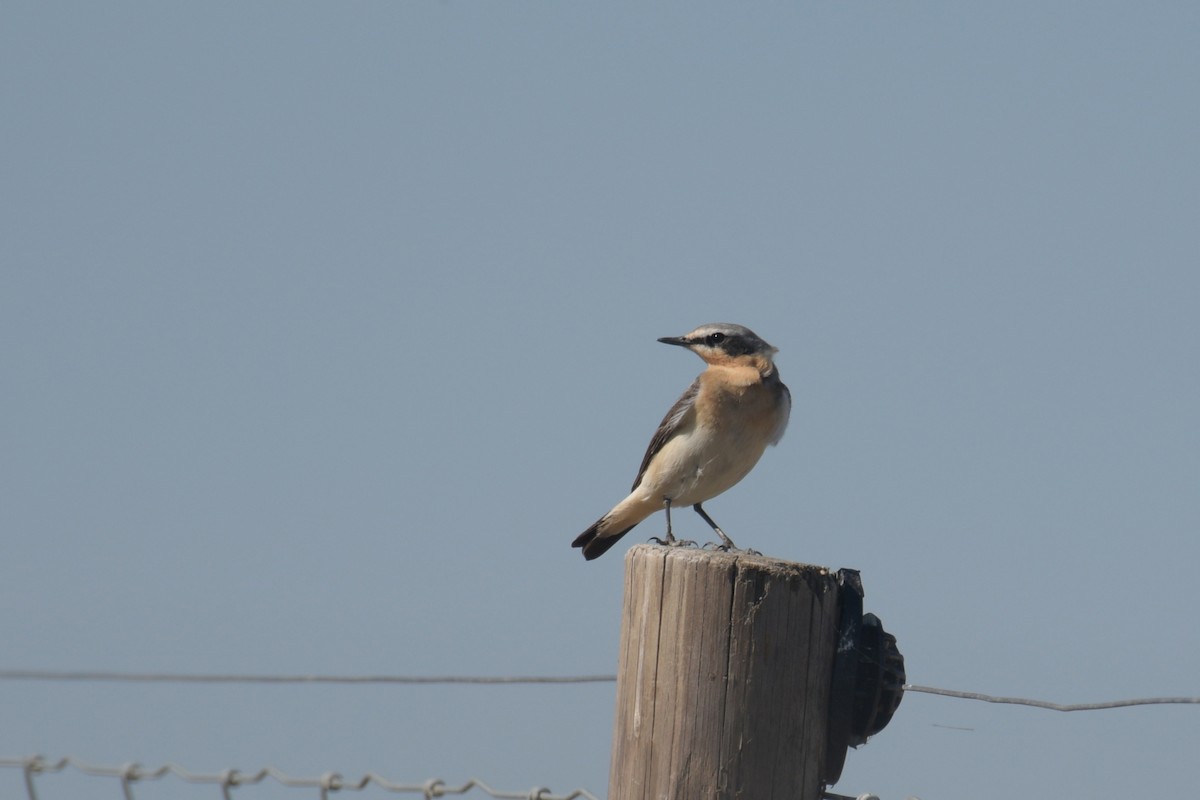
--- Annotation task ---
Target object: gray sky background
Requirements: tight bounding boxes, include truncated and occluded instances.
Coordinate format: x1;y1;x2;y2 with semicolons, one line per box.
3;3;1198;799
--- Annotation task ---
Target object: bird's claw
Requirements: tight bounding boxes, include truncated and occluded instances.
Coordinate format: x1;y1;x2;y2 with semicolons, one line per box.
701;541;762;556
648;536;698;549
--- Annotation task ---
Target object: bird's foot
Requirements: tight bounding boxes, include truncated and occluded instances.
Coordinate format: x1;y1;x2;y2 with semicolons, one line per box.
701;541;762;555
715;529;738;551
700;527;759;555
649;534;697;548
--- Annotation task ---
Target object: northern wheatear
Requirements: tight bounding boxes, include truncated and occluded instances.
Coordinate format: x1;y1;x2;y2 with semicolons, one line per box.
572;323;791;561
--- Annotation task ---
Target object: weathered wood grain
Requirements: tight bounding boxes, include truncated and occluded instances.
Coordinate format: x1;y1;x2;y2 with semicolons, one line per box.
608;544;839;800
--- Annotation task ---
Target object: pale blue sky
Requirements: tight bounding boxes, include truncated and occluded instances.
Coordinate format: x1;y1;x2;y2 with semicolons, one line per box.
2;3;1198;799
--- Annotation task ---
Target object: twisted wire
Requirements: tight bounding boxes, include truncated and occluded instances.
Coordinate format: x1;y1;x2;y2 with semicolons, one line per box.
0;756;601;800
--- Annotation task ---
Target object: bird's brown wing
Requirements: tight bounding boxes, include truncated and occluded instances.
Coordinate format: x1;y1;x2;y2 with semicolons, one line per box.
630;377;700;492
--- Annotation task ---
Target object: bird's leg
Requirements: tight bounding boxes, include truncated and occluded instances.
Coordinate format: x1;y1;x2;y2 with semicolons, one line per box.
649;497;676;545
694;503;740;551
650;498;696;548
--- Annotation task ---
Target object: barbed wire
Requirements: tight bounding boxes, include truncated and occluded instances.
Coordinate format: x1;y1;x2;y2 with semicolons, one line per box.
0;756;901;800
0;756;602;800
1;673;1184;800
2;669;1198;712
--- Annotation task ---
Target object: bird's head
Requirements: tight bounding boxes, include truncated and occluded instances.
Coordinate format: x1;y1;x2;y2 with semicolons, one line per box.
658;323;779;371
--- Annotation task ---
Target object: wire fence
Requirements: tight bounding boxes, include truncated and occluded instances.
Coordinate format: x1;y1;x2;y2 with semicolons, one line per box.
3;670;1194;800
903;684;1200;711
2;669;1198;712
0;670;614;686
0;756;603;800
0;756;899;800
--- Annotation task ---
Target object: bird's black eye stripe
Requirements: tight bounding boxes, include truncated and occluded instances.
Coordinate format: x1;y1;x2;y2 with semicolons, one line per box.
705;332;726;346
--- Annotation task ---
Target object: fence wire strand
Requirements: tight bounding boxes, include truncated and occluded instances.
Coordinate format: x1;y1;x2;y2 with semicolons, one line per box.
0;756;602;800
0;756;904;800
903;684;1200;711
2;669;1198;712
0;669;614;685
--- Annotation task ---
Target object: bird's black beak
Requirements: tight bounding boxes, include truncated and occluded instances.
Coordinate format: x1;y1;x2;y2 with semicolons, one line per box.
657;336;691;348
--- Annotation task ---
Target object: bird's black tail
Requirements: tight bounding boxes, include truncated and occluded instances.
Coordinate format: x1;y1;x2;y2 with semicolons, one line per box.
572;516;636;561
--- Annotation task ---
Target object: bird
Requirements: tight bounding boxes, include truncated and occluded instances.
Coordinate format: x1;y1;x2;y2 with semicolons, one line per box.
572;322;791;561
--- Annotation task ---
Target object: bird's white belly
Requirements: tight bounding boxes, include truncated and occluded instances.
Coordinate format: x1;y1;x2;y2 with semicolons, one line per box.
637;424;768;507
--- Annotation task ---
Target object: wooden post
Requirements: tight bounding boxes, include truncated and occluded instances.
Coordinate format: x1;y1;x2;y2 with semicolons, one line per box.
608;544;840;800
